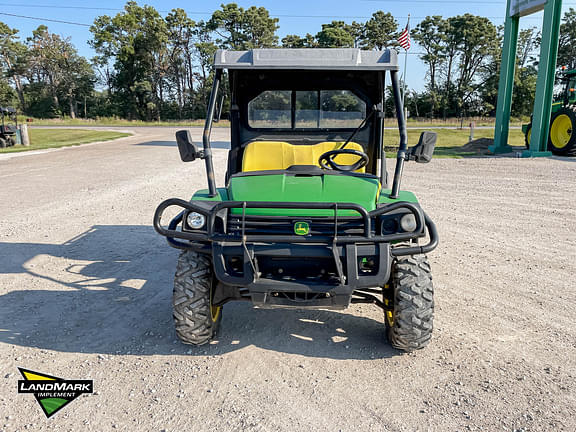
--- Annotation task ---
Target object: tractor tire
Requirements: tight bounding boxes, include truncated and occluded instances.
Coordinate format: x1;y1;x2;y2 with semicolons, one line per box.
0;138;6;148
548;107;576;156
524;123;532;149
173;250;222;346
7;137;16;147
385;254;434;352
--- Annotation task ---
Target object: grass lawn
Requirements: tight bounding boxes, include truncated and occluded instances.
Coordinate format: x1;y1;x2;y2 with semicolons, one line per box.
21;116;527;129
0;129;131;153
22;116;230;128
2;124;525;158
383;127;526;158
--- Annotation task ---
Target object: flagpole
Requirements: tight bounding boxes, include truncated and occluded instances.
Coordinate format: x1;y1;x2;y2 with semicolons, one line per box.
402;14;410;116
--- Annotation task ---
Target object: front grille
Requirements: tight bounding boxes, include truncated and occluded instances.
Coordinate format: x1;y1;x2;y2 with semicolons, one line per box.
226;215;365;237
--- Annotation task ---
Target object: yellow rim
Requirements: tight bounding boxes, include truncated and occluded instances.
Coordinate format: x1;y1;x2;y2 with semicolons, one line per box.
384;284;394;327
209;284;221;321
526;127;531;146
385;310;394;327
211;304;221;322
550;114;573;149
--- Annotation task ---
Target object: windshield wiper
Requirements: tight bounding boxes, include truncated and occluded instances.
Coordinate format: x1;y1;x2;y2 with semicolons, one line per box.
339;109;376;150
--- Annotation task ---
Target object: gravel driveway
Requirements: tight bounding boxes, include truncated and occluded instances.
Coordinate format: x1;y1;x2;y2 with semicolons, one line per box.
1;127;575;431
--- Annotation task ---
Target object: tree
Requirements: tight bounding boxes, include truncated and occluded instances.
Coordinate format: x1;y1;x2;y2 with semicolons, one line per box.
0;21;27;109
281;34;317;48
450;14;499;112
192;28;219;113
412;14;499;117
0;78;16;107
207;3;279;50
361;11;398;50
476;24;538;118
165;8;196;117
512;27;539;117
412;16;446;116
316;21;355;48
558;8;576;71
25;25;94;118
281;34;305;48
90;1;169;119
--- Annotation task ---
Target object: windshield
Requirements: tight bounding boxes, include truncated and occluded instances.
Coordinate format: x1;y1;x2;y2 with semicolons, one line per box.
248;90;366;129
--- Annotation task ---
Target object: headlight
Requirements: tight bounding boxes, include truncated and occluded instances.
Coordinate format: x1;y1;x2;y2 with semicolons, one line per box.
400;214;417;232
186;212;206;230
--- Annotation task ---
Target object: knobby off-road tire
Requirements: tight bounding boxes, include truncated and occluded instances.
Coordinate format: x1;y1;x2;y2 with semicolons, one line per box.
173;250;222;345
386;254;434;352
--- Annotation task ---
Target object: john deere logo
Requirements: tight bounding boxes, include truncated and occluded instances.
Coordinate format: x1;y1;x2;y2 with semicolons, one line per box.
294;221;310;236
17;368;93;418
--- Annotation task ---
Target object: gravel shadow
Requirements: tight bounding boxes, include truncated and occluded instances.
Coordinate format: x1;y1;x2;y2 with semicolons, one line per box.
0;225;398;360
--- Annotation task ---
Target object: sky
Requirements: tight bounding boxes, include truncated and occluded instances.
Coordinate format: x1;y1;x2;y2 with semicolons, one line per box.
1;0;575;91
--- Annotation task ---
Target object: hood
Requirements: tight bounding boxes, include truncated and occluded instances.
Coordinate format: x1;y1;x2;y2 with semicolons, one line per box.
228;173;380;216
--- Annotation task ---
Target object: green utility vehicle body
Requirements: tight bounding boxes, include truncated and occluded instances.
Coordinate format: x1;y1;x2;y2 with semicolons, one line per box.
523;69;576;156
191;180;418;216
154;48;439;351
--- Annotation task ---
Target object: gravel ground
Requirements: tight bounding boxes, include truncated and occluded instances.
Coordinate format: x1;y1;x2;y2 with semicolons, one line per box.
1;127;575;432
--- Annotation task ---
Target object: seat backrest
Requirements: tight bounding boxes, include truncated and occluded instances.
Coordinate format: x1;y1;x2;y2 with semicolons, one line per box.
242;141;366;172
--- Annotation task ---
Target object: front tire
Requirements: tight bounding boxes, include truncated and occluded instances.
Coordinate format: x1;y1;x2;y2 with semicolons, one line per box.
385;254;434;352
173;250;222;345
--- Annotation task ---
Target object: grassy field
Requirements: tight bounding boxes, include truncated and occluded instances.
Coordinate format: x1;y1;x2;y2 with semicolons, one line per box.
20;116;528;128
0;129;131;153
1;125;525;158
20;116;230;128
405;117;527;127
384;127;526;158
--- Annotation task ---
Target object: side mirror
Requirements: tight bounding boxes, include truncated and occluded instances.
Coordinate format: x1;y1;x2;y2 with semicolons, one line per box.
408;131;437;163
175;130;201;162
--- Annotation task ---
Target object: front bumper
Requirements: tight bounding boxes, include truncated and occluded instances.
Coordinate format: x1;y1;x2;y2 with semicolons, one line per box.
153;199;439;309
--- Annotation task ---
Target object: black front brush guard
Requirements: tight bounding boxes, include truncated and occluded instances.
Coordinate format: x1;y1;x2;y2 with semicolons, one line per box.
154;199;438;307
153;198;439;256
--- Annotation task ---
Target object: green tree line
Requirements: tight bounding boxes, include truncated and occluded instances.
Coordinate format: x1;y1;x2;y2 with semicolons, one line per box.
0;1;575;120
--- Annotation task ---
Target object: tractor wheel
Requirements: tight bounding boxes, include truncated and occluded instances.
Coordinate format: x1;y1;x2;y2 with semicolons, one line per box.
173;250;222;346
7;137;16;147
384;254;434;352
524;123;532;149
0;138;6;148
548;107;576;156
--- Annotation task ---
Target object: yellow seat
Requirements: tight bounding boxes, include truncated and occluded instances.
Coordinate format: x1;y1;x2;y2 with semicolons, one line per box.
241;141;366;172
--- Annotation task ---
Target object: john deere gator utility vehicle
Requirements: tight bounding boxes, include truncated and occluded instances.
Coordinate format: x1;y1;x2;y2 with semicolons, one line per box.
523;68;576;156
0;107;18;148
154;49;439;352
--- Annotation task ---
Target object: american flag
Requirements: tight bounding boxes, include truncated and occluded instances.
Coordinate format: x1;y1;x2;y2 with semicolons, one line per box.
397;24;411;50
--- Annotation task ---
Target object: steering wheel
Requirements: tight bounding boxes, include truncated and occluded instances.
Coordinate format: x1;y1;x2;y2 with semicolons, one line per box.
318;149;369;172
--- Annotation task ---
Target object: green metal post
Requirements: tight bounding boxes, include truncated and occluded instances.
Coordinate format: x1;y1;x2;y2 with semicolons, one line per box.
523;0;563;157
489;1;519;155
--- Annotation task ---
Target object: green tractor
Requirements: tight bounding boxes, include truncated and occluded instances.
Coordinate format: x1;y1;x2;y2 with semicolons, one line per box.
154;49;439;352
523;68;576;156
0;107;18;148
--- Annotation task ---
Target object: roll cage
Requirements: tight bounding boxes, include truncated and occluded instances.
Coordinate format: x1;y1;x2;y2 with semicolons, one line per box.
200;48;409;199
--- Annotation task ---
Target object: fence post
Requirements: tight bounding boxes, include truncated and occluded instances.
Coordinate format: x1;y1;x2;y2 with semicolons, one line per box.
469;121;476;142
20;124;30;146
